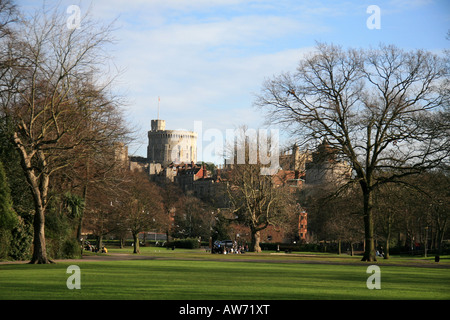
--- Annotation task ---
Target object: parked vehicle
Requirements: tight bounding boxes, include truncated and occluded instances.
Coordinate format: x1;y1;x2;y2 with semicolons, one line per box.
212;240;233;253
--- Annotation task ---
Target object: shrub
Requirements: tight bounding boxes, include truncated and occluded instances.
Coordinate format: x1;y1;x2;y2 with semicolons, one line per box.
62;238;81;259
169;238;201;249
8;216;32;261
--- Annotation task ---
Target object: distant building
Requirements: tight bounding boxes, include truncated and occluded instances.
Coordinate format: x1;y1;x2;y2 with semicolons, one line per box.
304;140;352;188
279;143;312;173
114;142;129;166
147;119;197;165
126;121;322;244
298;206;308;242
129;156;148;172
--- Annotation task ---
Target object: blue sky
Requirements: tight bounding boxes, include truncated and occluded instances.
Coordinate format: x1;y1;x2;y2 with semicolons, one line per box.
17;0;450;163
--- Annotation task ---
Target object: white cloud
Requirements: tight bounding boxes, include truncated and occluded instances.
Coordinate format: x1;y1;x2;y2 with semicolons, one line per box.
98;5;322;160
15;0;450;163
121;44;313;159
16;0;328;160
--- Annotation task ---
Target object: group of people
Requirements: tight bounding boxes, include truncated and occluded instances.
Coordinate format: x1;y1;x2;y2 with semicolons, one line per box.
84;241;108;253
222;243;248;254
376;246;384;258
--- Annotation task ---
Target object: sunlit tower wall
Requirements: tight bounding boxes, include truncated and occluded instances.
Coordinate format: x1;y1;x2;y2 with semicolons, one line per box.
147;119;198;165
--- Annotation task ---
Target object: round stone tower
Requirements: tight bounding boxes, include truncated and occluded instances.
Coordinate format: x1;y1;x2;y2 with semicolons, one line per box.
147;119;198;165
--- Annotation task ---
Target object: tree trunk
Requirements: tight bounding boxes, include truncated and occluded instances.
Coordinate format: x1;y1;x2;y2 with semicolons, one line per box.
97;235;103;253
436;226;445;257
383;215;392;259
76;217;83;242
15;135;52;264
251;230;261;253
384;233;390;260
77;182;88;242
361;190;376;262
166;229;170;244
29;206;52;264
133;232;140;254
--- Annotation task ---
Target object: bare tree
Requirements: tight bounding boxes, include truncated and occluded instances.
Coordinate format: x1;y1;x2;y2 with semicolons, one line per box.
372;182;409;259
407;171;450;256
0;0;17;38
256;43;449;261
159;181;184;243
81;151;130;252
0;5;128;263
225;127;296;252
118;171;164;254
309;185;363;255
172;195;211;240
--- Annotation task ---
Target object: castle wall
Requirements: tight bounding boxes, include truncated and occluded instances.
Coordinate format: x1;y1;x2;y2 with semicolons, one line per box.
304;161;351;187
147;120;198;165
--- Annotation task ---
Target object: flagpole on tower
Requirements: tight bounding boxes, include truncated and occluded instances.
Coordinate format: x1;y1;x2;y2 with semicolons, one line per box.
157;96;160;120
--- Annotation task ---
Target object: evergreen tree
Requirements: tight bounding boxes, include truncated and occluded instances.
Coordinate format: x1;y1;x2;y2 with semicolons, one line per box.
0;160;17;229
0;160;18;259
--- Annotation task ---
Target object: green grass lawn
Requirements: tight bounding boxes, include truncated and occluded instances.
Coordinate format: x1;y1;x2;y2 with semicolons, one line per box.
1;249;449;300
107;246;450;262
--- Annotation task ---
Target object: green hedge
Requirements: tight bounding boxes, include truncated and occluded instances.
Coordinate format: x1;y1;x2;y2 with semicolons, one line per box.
168;238;201;249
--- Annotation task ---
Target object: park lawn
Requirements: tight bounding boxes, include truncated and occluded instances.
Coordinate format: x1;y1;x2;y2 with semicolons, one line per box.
106;246;450;267
0;258;449;300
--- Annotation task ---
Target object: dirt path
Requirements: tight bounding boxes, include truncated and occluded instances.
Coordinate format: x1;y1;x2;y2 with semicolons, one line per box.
63;252;450;269
2;252;449;269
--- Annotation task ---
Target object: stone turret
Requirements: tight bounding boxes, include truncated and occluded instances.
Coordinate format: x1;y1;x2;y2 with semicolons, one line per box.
147;119;198;166
151;119;165;131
